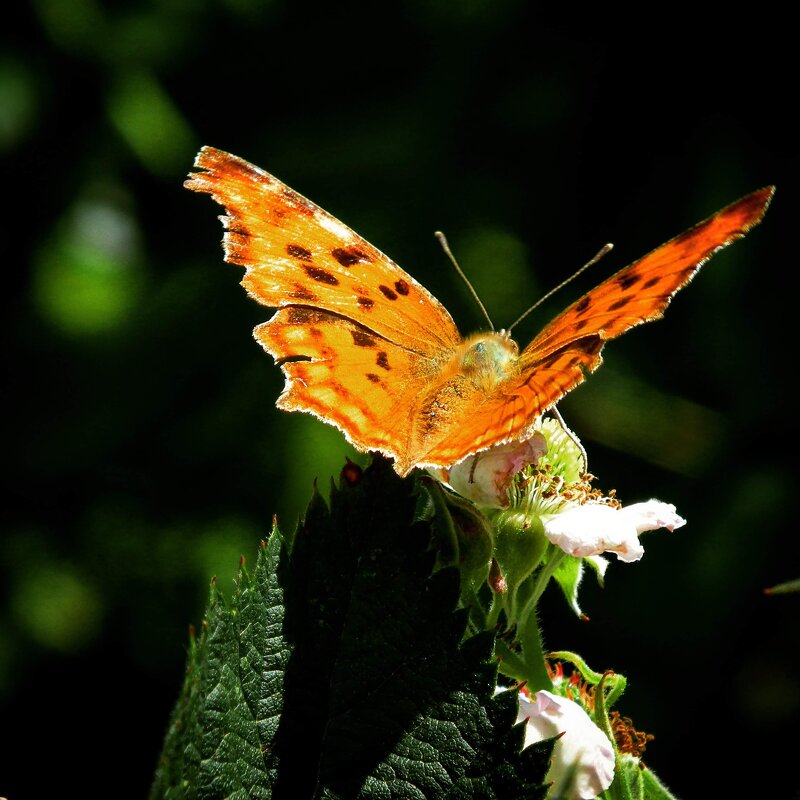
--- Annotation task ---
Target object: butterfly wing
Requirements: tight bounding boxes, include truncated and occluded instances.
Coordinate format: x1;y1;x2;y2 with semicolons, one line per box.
523;186;775;355
186;147;463;467
412;186;774;469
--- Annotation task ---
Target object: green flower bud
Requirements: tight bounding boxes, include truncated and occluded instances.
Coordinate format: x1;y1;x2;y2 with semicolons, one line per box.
493;510;548;590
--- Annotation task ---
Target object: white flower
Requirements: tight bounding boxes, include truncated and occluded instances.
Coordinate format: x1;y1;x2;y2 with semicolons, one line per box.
516;689;615;799
432;433;547;508
542;499;685;563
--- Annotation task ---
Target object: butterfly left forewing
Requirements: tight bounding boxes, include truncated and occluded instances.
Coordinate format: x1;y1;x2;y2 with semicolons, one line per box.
186;147;462;356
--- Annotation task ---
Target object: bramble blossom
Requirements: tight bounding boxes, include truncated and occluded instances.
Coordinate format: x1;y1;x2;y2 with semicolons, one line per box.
514;689;615;799
431;433;547;508
434;417;686;564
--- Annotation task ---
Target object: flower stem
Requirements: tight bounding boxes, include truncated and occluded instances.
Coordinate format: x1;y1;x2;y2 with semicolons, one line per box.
495;639;530;682
517;546;566;624
518;609;552;692
486;591;506;630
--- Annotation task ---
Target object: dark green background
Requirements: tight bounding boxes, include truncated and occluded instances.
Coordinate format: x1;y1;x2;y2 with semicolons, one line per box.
2;2;796;798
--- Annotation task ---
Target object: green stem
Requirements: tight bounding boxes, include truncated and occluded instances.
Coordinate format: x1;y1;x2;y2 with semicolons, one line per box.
518;610;552;692
495;639;530;682
485;591;506;631
465;586;488;631
517;546;566;624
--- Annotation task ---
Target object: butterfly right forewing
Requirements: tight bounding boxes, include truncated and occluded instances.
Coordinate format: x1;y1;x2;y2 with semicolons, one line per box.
525;187;774;359
410;186;775;470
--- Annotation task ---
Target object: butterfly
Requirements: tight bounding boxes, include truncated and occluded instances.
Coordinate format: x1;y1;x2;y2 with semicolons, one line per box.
186;147;773;477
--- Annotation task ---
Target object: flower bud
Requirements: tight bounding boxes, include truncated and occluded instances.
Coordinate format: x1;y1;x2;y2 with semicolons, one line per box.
493;510;548;590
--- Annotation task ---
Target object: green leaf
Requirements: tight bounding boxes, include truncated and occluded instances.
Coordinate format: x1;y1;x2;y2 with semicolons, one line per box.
149;528;289;800
151;457;552;799
552;555;584;617
764;577;800;594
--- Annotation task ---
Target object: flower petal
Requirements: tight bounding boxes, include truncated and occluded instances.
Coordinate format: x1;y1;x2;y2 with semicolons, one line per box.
543;498;686;563
435;433;547;508
619;500;686;533
543;502;645;562
515;689;615;799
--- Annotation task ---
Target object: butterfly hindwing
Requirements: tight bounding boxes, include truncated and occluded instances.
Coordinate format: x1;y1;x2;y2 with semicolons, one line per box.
255;304;433;460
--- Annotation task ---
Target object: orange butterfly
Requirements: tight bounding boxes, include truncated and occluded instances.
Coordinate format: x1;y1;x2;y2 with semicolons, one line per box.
186;147;773;477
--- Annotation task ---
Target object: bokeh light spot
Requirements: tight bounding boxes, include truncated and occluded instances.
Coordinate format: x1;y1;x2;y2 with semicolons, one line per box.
11;563;103;653
33;198;144;336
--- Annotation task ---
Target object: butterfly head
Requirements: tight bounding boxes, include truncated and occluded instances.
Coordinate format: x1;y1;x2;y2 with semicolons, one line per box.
460;331;519;392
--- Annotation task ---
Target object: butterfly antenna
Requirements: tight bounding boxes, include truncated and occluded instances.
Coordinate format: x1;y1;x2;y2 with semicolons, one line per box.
435;231;495;331
506;243;614;335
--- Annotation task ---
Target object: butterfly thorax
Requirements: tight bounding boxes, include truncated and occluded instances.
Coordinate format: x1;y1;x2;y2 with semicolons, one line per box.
458;332;519;393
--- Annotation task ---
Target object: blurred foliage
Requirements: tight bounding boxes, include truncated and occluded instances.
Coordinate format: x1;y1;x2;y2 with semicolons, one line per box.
2;1;797;799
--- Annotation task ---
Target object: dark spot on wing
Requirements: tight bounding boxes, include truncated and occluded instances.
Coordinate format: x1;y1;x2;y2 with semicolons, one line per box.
575;296;592;315
376;351;391;370
304;265;339;285
309;327;323;338
394;279;410;296
642;276;661;289
286;307;317;324
670;225;703;247
617;272;640;290
608;296;632;311
275;354;312;367
527;335;604;382
574;319;588;331
332;246;371;267
291;283;317;301
226;218;251;235
421;409;439;435
351;330;377;348
379;285;398;300
366;373;380;383
287;243;312;261
581;335;604;358
357;296;375;309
